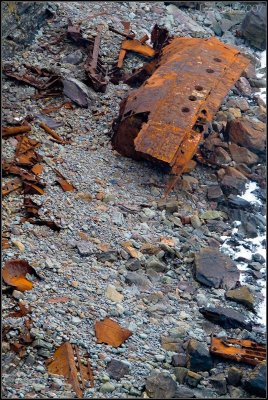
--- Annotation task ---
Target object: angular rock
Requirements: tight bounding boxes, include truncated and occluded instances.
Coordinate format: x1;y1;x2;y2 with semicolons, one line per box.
226;97;249;112
220;174;247;196
225;286;254;310
227;194;251;209
208;147;232;165
146;256;166;272
106;359;130;380
76;241;95;256
165;200;179;213
210;373;227;395
126;259;141;271
62;50;84;65
227;117;266;154
207;185;224;202
199;306;252;331
100;382;115;393
244;360;266;397
125;271;152;290
185;370;202;387
97;251;118;262
146;371;177;399
235;77;252;96
161;336;183;352
186;339;213;372
174;367;188;384
172;353;187;367
200;210;227;220
227;366;242;386
229;143;259;165
241;6;266;50
105;284;124;303
63;77;96;107
194;247;240;290
174;385;196;398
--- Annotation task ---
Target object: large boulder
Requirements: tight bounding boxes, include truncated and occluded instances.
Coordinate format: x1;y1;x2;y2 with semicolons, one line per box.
146;371;177;399
244;361;266;397
186;339;213;372
241;5;267;50
227;117;266;154
2;2;57;57
194;247;240;290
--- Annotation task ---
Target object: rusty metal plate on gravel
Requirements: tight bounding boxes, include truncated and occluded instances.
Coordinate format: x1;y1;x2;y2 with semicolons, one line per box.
210;336;266;366
112;36;250;194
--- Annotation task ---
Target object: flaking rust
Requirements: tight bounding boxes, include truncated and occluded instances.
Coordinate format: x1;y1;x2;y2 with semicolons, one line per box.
112;36;250;195
210;336;266;366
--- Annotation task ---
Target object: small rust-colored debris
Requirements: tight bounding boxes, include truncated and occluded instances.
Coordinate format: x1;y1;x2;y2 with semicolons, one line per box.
2;259;39;292
121;38;155;58
210;336;266;366
9;302;31;318
24;218;61;231
24;198;42;216
31;164;43;175
2;162;43;185
112;36;250;195
39;122;65;143
2;125;31;137
47;342;94;398
84;25;108;92
95;318;132;347
15;136;40;156
41;101;74;114
23;182;45;195
54;169;75;192
67;19;92;47
3;64;62;91
2;177;23;196
15;149;43;167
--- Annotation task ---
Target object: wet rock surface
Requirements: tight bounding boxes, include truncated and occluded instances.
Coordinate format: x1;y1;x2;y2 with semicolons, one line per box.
1;1;266;399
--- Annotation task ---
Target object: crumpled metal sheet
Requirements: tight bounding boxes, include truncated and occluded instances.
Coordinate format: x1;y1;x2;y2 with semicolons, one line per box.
112;36;250;195
210;336;266;366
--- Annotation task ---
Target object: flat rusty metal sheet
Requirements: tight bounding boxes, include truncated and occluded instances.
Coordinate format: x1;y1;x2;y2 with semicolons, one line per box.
210;336;266;366
112;37;250;194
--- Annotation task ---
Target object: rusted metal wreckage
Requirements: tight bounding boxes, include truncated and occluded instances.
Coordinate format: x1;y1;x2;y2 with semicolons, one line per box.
112;34;250;195
210;336;266;366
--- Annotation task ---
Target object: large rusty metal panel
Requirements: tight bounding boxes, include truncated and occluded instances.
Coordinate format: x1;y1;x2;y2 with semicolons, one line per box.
112;37;250;194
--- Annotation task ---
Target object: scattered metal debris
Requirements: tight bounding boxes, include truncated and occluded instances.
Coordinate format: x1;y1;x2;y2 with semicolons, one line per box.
54;168;76;192
39;122;66;143
84;24;108;92
2;177;23;196
2;125;31;137
210;336;266;366
112;36;250;196
95;318;132;347
67;18;92;47
2;259;40;292
47;342;94;398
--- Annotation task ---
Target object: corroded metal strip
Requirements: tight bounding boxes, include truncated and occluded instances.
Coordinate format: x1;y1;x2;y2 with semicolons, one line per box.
210;336;266;366
112;37;250;195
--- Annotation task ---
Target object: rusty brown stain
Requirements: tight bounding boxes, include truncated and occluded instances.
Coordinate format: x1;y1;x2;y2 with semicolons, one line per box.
112;36;250;195
210;336;266;366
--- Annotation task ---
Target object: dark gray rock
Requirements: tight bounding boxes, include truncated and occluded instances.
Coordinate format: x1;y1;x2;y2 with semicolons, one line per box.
172;353;187;367
146;371;177;399
63;77;96;108
241;5;267;50
2;2;56;57
76;241;95;257
227;366;242;386
199;306;252;331
96;251;118;262
62;50;84;65
227;195;252;209
125;271;152;290
174;367;188;384
174;385;196;398
210;373;227;395
194;247;240;290
186;339;213;372
244;361;266;397
207;185;224;201
126;258;141;271
106;359;130;380
186;370;202;387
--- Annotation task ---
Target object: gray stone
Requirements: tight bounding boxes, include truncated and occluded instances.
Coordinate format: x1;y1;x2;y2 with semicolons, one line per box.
125;271;152;290
244;360;266;397
186;339;213;372
76;241;94;257
227;366;242;386
207;185;224;201
126;259;141;271
194;247;240;290
146;256;166;272
171;353;187;367
241;5;266;50
100;382;115;393
199;306;252;331
174;367;188;384
174;385;196;398
106;359;130;380
63;77;96;108
62;50;84;65
210;373;227;395
146;371;177;399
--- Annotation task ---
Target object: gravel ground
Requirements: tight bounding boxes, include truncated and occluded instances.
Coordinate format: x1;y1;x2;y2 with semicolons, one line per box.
2;2;266;399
